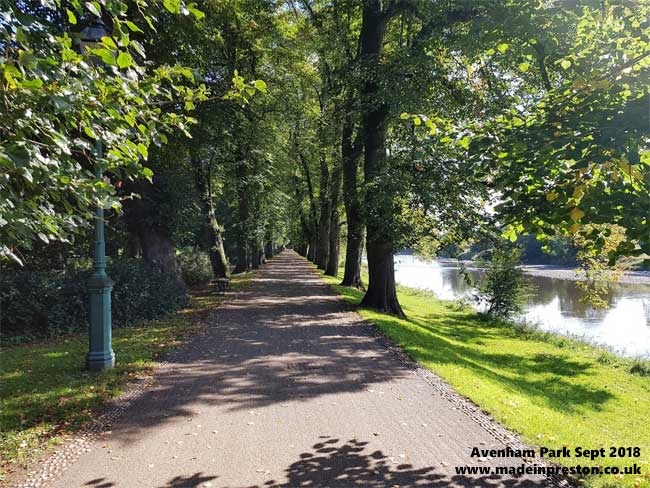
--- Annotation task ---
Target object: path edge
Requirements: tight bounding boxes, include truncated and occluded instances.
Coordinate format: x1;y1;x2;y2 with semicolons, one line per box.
11;274;258;488
304;256;573;488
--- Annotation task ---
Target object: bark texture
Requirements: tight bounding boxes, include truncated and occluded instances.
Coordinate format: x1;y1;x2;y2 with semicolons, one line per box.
357;0;404;316
325;164;342;277
193;160;230;279
340;101;364;289
122;179;184;288
233;160;250;274
315;154;331;270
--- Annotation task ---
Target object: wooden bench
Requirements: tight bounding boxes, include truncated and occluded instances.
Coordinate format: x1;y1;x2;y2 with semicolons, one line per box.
211;278;230;295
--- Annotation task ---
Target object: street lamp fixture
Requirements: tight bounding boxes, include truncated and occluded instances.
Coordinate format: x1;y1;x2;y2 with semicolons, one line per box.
75;21;115;370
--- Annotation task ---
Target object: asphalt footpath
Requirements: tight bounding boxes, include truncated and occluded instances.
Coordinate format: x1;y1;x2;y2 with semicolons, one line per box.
22;250;554;488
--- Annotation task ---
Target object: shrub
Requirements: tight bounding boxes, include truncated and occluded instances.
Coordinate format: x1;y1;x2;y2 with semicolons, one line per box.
474;246;533;319
1;258;188;343
629;360;650;377
177;248;214;286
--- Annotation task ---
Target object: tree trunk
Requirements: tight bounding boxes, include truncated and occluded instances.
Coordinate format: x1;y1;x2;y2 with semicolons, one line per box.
357;0;404;316
361;240;403;315
251;242;261;269
293;174;314;262
265;240;273;259
234;235;249;273
315;154;330;270
325;163;342;277
340;99;364;289
297;150;319;263
233;161;250;274
193;160;229;279
308;236;318;262
122;179;184;288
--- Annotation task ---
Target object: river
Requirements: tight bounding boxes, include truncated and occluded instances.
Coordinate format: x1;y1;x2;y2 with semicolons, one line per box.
393;255;650;358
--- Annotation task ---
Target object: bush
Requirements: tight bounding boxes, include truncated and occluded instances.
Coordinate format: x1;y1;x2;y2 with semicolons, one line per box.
474;246;533;319
177;248;214;286
630;360;650;377
1;258;188;343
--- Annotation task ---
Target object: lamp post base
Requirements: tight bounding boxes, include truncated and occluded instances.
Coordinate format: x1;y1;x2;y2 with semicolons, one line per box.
86;350;116;371
88;272;114;371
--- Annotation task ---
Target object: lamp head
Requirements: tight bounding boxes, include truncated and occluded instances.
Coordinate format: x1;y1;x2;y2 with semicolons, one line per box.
73;20;109;55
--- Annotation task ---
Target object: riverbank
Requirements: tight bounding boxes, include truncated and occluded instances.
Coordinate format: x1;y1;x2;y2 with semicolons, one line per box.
521;265;650;285
435;258;650;285
320;267;650;488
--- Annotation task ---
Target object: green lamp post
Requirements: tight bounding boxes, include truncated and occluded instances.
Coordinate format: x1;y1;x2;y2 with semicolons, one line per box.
75;21;115;370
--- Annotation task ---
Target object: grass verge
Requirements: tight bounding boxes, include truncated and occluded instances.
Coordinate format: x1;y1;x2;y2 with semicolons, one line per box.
318;266;650;488
0;272;254;485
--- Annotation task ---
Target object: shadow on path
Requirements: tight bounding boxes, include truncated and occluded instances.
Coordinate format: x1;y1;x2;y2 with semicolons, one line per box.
109;253;411;445
87;436;552;488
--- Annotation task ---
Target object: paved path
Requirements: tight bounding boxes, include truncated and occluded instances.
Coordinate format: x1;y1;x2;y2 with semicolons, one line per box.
33;251;552;487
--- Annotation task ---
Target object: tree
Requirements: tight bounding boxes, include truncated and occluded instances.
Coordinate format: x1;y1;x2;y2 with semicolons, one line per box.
447;1;650;260
1;0;206;265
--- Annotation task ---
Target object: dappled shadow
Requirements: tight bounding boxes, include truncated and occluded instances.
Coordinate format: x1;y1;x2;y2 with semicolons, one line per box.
157;473;218;487
29;252;566;487
85;478;115;487
88;438;552;487
333;274;614;413
231;437;550;488
367;301;614;413
104;252;411;444
85;250;611;450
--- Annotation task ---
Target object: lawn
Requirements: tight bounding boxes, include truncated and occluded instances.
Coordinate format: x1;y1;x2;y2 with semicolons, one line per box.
319;267;650;488
0;273;254;485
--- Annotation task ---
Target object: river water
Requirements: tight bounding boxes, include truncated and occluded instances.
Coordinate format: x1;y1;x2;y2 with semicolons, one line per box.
393;255;650;358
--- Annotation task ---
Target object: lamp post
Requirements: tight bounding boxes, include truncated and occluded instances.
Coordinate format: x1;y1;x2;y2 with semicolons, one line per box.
75;21;115;370
87;140;115;370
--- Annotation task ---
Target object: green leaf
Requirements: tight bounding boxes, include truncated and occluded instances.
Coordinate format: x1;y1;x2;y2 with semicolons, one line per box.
84;126;97;139
458;136;471;150
21;79;43;89
142;167;154;178
187;3;205;20
116;51;133;68
163;0;181;14
412;116;422;126
518;62;530;72
92;48;116;65
502;225;518;242
180;68;194;80
253;79;267;93
7;144;30;166
136;143;149;159
85;1;101;17
66;9;77;24
101;36;117;50
560;59;571;69
124;20;143;33
497;43;509;53
400;112;409;120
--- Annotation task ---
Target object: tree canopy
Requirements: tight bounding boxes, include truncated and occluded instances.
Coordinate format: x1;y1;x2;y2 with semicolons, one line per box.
2;0;648;315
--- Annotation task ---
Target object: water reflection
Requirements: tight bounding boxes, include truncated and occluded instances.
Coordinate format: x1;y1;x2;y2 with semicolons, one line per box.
393;255;650;358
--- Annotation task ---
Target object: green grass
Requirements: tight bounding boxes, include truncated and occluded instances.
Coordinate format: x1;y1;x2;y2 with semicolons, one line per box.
319;265;650;488
0;272;254;484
